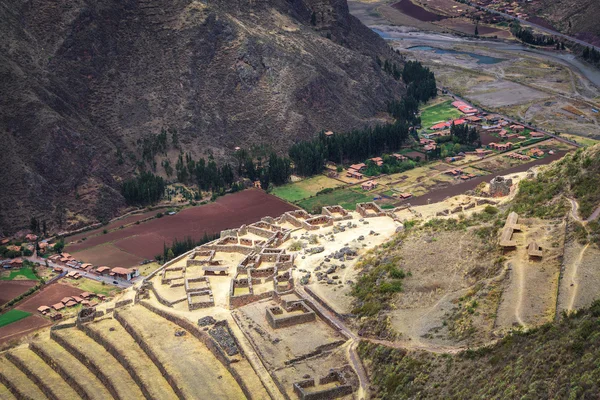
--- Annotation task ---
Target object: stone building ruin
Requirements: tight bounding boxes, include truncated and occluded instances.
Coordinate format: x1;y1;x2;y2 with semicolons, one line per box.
490;176;513;197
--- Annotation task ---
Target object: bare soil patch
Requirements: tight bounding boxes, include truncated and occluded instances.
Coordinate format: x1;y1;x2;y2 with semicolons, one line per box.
67;190;297;264
389;229;502;345
0;315;51;344
72;243;145;267
66;209;165;243
393;0;447;22
0;281;37;305
16;282;84;313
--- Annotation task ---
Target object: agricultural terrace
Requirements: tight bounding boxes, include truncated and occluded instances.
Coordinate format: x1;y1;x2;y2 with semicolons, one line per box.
271;175;343;202
420;99;462;132
0;310;31;328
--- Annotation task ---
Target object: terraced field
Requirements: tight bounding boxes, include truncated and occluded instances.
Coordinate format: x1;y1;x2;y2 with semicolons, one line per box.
117;306;246;399
30;339;112;400
84;318;179;400
0;382;16;400
5;347;80;399
52;328;145;399
0;356;46;399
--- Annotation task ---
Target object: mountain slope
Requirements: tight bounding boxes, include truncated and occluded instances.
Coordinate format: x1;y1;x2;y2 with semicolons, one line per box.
359;299;600;399
527;0;600;45
0;0;403;234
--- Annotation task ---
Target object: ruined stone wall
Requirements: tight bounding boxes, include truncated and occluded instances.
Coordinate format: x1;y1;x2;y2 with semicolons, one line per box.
266;305;316;329
229;291;273;309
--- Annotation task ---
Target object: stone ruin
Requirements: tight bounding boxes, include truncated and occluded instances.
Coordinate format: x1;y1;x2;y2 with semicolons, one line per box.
490;176;513;197
356;202;385;218
322;205;352;221
265;298;316;329
281;210;333;231
293;366;356;400
229;249;296;308
185;277;214;310
77;306;97;324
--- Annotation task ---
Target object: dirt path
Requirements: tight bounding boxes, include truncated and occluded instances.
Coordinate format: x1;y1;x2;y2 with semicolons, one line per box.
587;205;600;222
567;242;590;312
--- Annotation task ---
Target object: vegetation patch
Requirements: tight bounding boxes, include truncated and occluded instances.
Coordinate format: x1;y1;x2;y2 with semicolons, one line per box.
419;100;462;131
359;299;600;399
512;145;600;219
297;187;374;214
0;267;38;281
271;175;343;203
0;309;32;327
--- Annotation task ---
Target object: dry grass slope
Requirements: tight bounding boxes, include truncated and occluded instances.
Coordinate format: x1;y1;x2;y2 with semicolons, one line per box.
85;318;179;400
5;347;80;400
53;328;145;399
30;338;112;400
0;356;46;400
117;305;246;400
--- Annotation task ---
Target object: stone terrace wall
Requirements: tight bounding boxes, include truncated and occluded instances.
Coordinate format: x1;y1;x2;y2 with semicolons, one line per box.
78;319;156;400
50;329;123;400
137;302;253;400
112;310;186;400
29;342;91;400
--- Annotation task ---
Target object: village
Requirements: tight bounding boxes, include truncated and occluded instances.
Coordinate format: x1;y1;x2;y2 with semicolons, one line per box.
271;94;576;214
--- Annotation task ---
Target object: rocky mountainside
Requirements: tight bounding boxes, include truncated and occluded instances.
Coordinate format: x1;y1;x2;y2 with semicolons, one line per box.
0;0;403;234
528;0;600;45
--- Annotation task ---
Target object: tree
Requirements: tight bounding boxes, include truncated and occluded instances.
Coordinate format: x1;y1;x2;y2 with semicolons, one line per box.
475;24;479;36
310;11;317;26
166;248;174;261
54;239;65;253
30;217;39;234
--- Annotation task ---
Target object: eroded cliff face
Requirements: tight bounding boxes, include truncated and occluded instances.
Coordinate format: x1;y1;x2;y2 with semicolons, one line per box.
0;0;403;233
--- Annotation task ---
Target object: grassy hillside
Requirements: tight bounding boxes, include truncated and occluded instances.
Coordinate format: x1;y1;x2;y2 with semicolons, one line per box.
359;300;600;399
511;144;600;244
512;145;600;218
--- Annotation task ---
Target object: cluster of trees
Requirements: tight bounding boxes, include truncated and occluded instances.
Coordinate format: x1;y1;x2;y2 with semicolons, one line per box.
158;233;218;263
511;22;557;46
450;122;481;146
0;245;21;258
582;46;600;64
289;123;411;176
175;153;235;192
121;171;166;206
233;149;292;189
29;217;48;236
362;156;417;177
289;60;436;176
136;128;179;172
402;61;437;103
377;57;402;80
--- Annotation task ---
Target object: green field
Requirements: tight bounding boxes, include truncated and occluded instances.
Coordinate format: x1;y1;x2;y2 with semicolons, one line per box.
271;175;343;203
297;188;375;212
0;309;32;327
0;267;38;281
420;100;462;131
69;278;120;296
